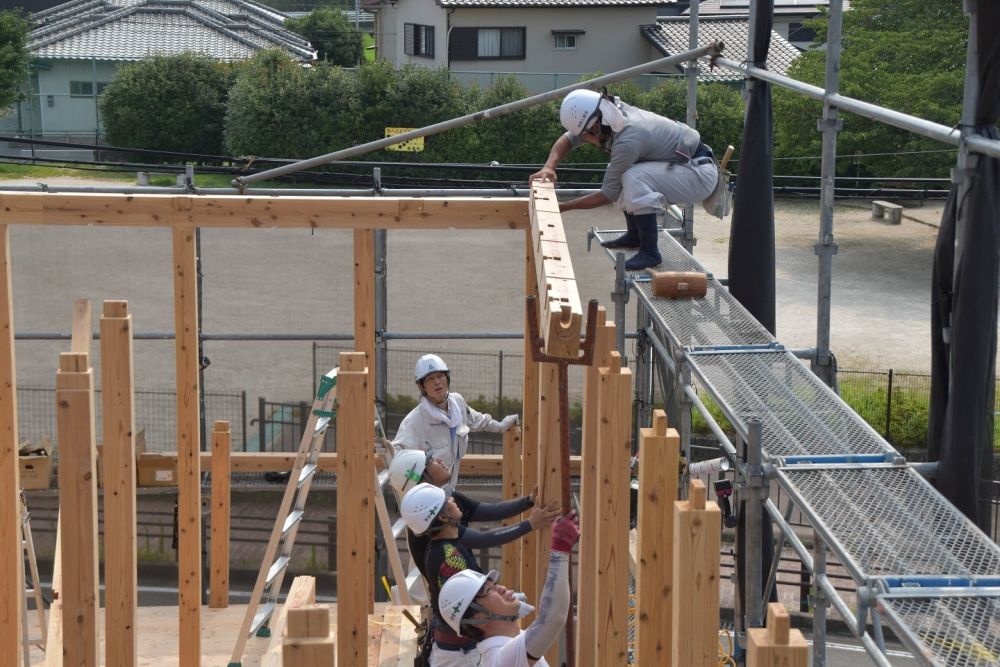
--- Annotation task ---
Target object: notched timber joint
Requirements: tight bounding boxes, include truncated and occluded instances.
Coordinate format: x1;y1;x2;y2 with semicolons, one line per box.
525;296;599;367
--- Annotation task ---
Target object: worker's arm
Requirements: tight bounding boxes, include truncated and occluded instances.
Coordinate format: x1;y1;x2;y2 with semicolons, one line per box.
529;134;574;184
467;495;534;522
559;190;612;213
522;513;579;663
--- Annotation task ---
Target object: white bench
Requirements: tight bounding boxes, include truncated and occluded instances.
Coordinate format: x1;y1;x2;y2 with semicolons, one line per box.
872;200;903;224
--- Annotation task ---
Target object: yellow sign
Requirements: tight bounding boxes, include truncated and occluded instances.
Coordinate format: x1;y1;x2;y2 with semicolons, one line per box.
384;127;424;152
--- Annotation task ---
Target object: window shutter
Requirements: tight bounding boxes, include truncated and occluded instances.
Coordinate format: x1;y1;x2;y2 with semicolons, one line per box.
449;27;477;60
404;23;415;55
425;25;435;57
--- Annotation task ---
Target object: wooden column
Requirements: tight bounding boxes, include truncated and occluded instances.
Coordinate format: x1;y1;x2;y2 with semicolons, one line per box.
354;229;376;614
43;519;63;667
336;352;372;666
576;310;614;667
635;410;679;667
500;425;523;591
283;606;334;665
172;226;202;666
0;225;21;667
594;352;632;665
747;603;809;667
100;300;137;667
537;360;562;666
520;229;540;608
210;421;231;609
672;480;721;667
56;350;99;667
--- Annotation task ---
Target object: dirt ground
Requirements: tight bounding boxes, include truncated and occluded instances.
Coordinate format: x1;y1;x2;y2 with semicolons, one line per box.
2;177;984;405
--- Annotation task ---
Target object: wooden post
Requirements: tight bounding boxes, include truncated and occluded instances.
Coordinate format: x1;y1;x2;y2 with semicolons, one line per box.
672;480;721;667
354;229;376;614
262;576;316;667
520;229;540;609
635;410;679;667
173;226;202;666
210;421;231;609
56;350;99;667
500;425;523;591
283;605;334;665
576;310;614;667
336;352;372;666
0;225;21;667
747;603;809;667
537;360;562;666
43;517;63;667
100;300;138;667
594;352;632;665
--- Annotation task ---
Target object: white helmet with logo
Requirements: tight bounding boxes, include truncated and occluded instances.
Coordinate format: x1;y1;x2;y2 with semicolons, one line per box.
560;89;602;136
438;569;497;635
388;449;427;495
400;482;447;535
414;354;450;384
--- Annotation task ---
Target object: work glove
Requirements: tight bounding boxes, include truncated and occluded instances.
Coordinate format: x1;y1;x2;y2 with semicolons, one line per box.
550;511;580;554
500;414;519;432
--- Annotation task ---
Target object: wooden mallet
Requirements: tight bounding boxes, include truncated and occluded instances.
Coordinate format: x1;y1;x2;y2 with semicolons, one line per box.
647;270;708;299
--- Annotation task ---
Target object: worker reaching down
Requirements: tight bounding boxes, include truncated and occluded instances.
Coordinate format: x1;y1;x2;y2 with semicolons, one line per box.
529;89;719;272
438;511;580;667
394;354;519;492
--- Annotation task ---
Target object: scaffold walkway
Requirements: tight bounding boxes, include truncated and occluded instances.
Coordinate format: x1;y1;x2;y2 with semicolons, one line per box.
593;226;1000;667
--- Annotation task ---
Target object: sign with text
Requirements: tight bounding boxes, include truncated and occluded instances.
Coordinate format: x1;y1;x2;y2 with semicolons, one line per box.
384;127;424;152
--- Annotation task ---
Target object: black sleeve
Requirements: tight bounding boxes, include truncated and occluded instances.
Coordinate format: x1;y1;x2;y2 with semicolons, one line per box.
467;495;534;522
458;520;532;549
452;491;480;520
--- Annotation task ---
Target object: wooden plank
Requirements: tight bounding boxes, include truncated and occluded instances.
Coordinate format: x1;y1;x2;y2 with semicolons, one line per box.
282;605;334;666
43;515;63;667
0;225;21;667
373;467;409;605
56;351;99;667
635;411;679;667
210;421;231;609
537;361;562;667
172;226;202;667
100;299;138;667
576;311;613;667
500;426;523;591
671;480;721;667
261;575;317;667
375;611;402;667
0;192;528;230
746;603;809;667
287;605;329;639
354;229;376;615
594;353;632;666
520;229;540;612
71;298;92;353
337;352;372;667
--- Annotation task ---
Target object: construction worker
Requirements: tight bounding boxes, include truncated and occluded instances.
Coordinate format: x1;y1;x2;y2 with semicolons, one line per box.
401;482;559;666
529;88;719;271
394;353;519;491
437;512;580;666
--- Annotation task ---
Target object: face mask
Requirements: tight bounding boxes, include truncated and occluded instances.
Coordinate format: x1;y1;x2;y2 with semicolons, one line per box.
513;592;535;619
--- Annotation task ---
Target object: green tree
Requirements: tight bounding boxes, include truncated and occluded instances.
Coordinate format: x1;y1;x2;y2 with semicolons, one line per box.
100;53;231;156
0;11;29;111
469;74;561;166
774;0;967;178
286;8;362;67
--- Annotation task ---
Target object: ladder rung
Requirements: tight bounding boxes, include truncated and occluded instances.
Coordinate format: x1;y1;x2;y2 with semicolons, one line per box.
377;469;390;488
392;518;407;540
24;588;35;595
314;416;331;435
249;601;277;637
282;511;304;538
297;464;317;488
265;556;291;587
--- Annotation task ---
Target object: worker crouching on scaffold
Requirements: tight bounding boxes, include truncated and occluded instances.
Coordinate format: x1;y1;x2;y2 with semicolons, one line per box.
401;482;559;667
529;89;720;271
393;354;520;492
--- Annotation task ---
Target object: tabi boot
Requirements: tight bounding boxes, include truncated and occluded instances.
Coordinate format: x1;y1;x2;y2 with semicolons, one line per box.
623;213;662;271
600;212;640;249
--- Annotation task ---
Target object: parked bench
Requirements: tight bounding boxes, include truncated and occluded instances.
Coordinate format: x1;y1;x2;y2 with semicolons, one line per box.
872;200;903;224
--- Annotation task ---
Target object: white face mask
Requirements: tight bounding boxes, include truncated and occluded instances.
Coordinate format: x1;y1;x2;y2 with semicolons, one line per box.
513;592;535;619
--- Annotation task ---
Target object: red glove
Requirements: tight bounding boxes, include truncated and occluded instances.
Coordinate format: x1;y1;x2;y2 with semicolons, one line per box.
550;511;580;553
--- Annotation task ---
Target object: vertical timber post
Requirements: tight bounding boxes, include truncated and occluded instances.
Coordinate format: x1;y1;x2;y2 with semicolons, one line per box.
210;421;231;609
354;229;376;613
501;426;523;590
521;229;541;609
672;479;721;667
537;359;562;665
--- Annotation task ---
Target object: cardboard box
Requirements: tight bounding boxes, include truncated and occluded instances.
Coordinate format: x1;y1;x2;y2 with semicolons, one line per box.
19;454;52;490
134;429;177;487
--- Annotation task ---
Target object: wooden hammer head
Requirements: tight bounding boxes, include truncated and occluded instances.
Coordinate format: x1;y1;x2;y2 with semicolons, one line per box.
649;271;708;299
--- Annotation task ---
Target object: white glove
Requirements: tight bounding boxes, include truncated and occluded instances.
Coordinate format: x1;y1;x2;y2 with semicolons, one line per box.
500;414;519;432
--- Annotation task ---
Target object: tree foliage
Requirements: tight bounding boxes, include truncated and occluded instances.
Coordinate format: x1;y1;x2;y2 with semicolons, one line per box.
0;10;29;111
774;0;967;177
285;7;362;67
100;53;231;156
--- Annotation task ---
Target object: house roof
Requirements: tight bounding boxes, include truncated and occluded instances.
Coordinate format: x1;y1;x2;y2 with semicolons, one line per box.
29;0;314;62
437;0;662;8
641;16;800;81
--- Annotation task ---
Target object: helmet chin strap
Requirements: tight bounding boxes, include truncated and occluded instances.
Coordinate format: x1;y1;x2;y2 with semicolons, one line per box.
463;601;519;626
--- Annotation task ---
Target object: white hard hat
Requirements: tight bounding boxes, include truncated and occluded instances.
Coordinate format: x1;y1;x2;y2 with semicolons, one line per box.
438;569;497;636
388;449;427;495
414;354;449;384
400;482;446;535
560;89;602;136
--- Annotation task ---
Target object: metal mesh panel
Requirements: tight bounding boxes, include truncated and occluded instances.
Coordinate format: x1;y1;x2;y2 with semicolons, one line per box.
690;351;895;458
879;594;1000;667
779;466;1000;580
594;227;706;273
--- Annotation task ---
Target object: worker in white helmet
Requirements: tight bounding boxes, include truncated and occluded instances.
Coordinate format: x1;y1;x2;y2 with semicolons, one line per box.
400;483;559;666
437;511;580;666
529;88;719;271
393;353;519;491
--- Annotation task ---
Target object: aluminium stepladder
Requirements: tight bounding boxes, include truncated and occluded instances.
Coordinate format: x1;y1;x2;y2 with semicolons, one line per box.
227;367;339;666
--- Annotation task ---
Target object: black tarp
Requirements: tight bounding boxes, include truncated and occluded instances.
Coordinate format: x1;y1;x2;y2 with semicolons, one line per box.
729;0;778;625
929;0;1000;532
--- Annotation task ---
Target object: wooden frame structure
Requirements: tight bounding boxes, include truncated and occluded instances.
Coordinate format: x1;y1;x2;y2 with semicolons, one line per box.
1;183;655;666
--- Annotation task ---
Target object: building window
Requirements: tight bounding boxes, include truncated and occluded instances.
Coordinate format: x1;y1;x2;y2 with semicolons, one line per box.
554;34;576;49
404;23;434;58
96;82;109;95
69;80;94;97
450;27;526;60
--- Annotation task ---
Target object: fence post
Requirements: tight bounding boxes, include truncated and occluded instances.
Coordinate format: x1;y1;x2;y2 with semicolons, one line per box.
885;368;894;441
258;396;266;452
241;390;247;451
498;349;504;415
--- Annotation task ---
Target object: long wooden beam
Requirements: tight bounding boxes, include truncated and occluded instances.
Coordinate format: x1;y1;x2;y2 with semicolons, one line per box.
0;193;527;229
